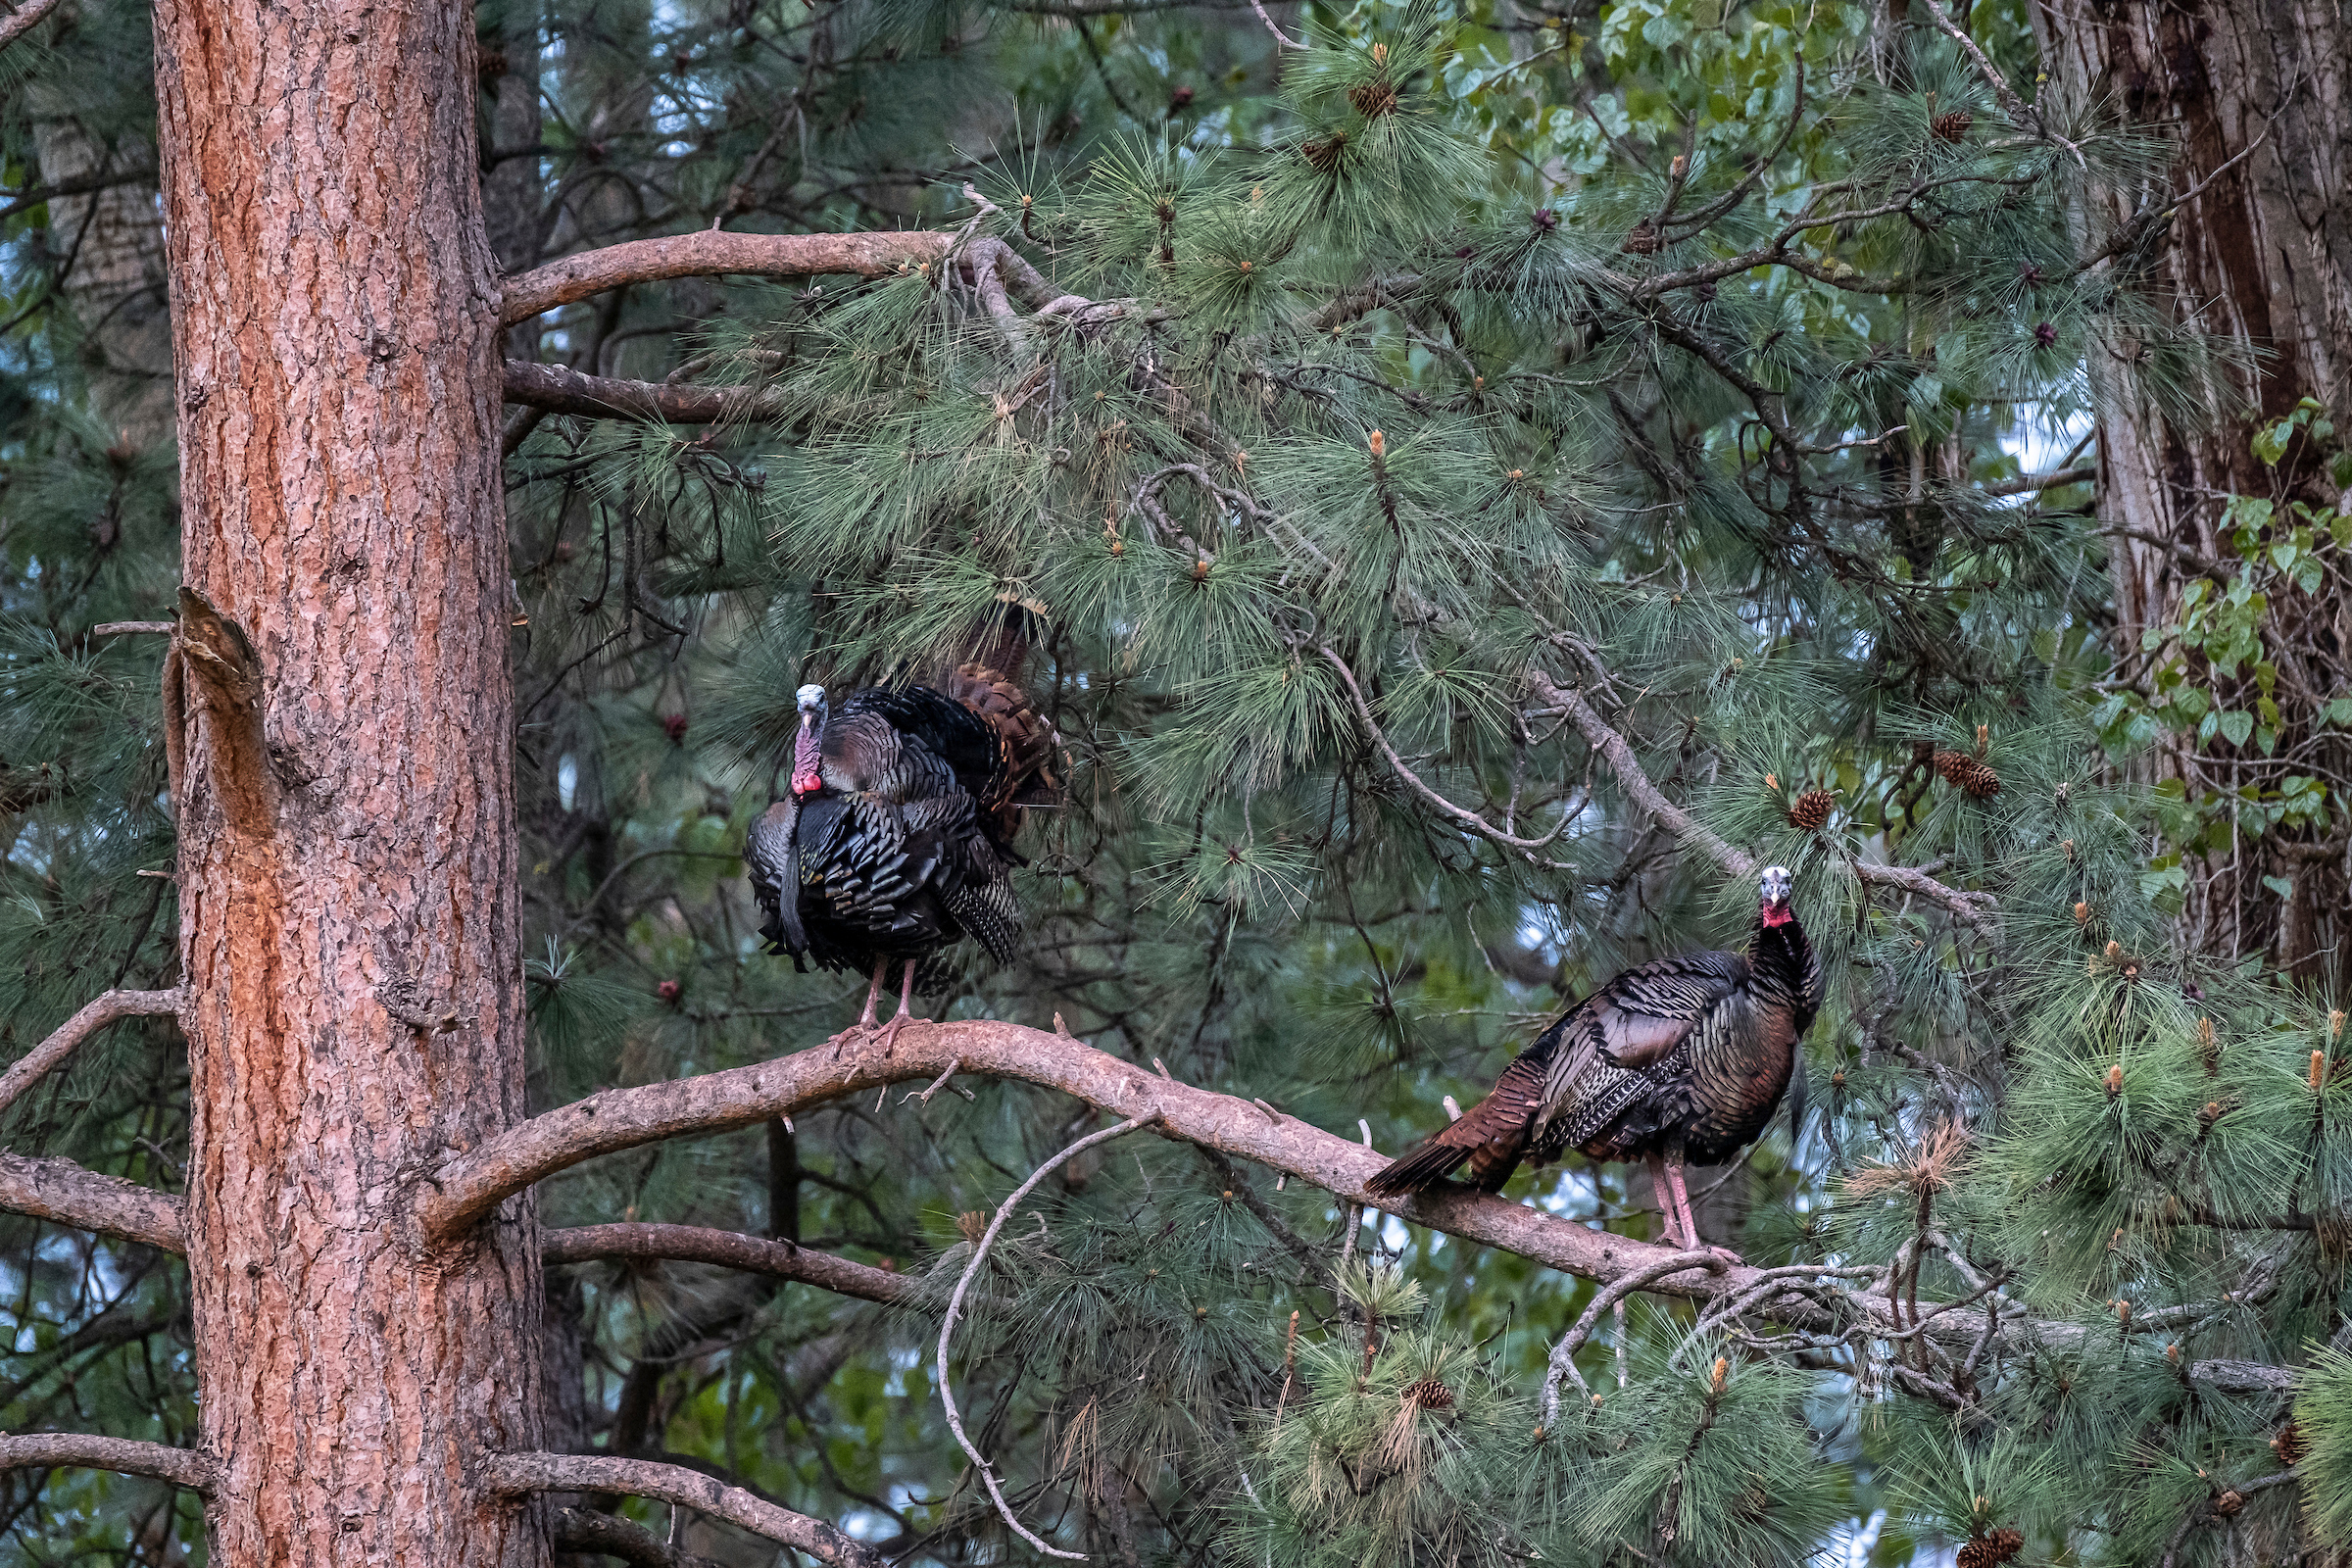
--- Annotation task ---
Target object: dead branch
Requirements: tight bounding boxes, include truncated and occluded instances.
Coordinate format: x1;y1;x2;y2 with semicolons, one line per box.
501;230;955;326
0;1433;214;1494
1542;1250;1726;1424
1528;668;1999;932
554;1506;726;1568
0;988;183;1118
0;0;66;54
502;361;787;425
90;621;176;637
0;1152;186;1251
543;1223;918;1305
484;1452;883;1568
939;1112;1157;1561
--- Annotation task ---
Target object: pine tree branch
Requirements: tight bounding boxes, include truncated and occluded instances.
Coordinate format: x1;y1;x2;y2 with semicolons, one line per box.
0;989;183;1119
0;1433;214;1494
0;0;66;55
1527;668;2000;932
501;230;956;326
0;1152;185;1251
483;1452;884;1568
554;1506;727;1568
416;1020;2296;1394
501;361;784;424
543;1222;918;1305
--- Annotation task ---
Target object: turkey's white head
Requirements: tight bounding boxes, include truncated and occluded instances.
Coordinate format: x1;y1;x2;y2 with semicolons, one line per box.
1758;864;1794;925
791;685;828;797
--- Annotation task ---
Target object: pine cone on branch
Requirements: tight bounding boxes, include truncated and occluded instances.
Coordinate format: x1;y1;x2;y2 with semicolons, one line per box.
1348;79;1399;119
1302;133;1348;173
1931;109;1974;142
1402;1376;1455;1409
1788;788;1836;832
2275;1419;2309;1467
1620;218;1662;255
1955;1528;2025;1568
1934;750;2001;799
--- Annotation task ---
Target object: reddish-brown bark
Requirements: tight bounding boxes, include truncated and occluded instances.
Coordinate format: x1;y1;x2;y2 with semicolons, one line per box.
150;0;540;1560
2034;0;2352;982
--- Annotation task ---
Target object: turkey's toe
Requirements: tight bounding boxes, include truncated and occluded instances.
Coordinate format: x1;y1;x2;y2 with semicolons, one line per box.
1705;1245;1743;1267
872;1012;928;1056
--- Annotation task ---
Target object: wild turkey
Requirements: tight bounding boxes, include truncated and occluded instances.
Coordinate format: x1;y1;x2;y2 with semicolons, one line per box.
746;661;1056;1052
1366;865;1820;1261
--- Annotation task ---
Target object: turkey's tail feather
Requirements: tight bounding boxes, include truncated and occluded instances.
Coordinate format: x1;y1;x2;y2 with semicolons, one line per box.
1365;1051;1550;1196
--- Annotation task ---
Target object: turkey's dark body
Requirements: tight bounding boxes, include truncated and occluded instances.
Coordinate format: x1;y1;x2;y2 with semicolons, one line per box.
745;662;1054;1004
1367;873;1819;1258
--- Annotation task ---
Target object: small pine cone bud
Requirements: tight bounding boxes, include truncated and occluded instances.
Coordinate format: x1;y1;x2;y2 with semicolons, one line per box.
1403;1375;1455;1409
1788;788;1836;832
2214;1489;2244;1518
1368;428;1386;460
2074;901;2089;924
2313;1051;2328;1091
1710;1356;1728;1395
956;1209;988;1244
1934;750;2002;798
1302;133;1347;172
2199;1017;2220;1072
1348;79;1399;118
1932;108;1974;142
2104;1064;2123;1099
1620;219;1662;255
2276;1420;2309;1467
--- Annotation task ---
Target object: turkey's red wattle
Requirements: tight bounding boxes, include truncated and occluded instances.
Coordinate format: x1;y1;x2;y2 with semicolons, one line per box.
1761;901;1794;927
791;727;823;796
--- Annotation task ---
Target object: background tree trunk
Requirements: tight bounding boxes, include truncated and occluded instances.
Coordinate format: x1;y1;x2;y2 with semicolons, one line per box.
2034;0;2352;985
148;0;540;1560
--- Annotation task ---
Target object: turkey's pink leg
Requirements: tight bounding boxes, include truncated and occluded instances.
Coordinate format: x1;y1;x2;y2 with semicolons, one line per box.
870;960;924;1056
831;961;889;1056
1646;1153;1684;1248
1665;1161;1742;1265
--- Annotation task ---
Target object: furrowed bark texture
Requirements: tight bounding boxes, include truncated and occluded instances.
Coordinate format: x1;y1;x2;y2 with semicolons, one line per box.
152;0;539;1561
2034;0;2352;984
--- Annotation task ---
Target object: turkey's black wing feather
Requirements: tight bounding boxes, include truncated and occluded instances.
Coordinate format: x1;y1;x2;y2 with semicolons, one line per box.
747;797;808;959
1536;950;1752;1156
837;687;1002;804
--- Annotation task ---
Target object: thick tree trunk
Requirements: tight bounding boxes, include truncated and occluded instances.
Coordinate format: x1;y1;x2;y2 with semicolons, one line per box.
2034;0;2352;985
149;0;539;1562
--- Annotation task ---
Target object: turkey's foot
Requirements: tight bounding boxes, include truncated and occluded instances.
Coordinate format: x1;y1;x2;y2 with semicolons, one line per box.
870;1010;928;1057
1701;1244;1743;1267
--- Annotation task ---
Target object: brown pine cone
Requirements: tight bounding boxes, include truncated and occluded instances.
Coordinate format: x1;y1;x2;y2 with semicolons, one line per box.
2214;1490;2245;1518
1957;1527;2026;1568
1934;750;2002;799
1302;133;1348;173
1620;219;1662;255
2275;1419;2309;1467
1788;788;1836;832
1348;79;1399;119
1402;1376;1455;1408
1931;109;1974;142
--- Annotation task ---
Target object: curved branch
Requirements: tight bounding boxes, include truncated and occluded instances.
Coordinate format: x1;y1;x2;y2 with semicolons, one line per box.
0;0;66;54
0;1152;185;1252
502;361;784;425
0;988;183;1118
1542;1249;1726;1425
501;230;955;326
1528;668;1999;932
939;1113;1156;1561
0;1433;214;1494
543;1223;916;1306
483;1452;883;1568
1319;646;1575;859
555;1506;725;1568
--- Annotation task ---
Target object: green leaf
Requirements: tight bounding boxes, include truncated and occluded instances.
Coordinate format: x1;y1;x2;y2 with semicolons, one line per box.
2218;709;2254;747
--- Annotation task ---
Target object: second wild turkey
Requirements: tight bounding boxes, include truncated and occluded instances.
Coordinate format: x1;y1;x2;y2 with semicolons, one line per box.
1366;865;1819;1261
746;660;1056;1052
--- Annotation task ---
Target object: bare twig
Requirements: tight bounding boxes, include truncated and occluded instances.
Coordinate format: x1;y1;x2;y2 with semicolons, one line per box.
89;621;176;637
0;988;182;1119
543;1223;919;1305
484;1452;883;1567
939;1112;1160;1560
1543;1250;1725;1425
501;230;954;325
1247;0;1305;48
554;1506;726;1568
503;360;784;425
1320;646;1576;860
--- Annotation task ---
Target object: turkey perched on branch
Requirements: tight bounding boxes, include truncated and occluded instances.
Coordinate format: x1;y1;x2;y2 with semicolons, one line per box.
746;651;1057;1053
1367;865;1820;1262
